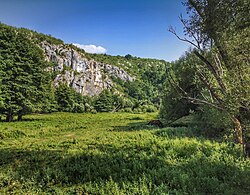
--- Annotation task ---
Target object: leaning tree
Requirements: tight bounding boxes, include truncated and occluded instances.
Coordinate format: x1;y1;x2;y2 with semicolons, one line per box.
168;0;250;146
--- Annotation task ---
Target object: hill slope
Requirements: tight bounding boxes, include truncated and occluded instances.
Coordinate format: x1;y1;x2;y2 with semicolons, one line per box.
0;23;169;115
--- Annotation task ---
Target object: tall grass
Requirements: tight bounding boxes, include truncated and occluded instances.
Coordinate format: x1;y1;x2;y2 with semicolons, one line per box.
0;112;250;194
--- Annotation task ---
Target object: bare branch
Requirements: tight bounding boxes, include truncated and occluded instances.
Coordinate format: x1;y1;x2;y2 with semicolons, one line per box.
183;96;225;111
197;72;223;103
213;53;223;76
179;15;202;50
193;50;227;92
166;66;225;111
168;26;200;50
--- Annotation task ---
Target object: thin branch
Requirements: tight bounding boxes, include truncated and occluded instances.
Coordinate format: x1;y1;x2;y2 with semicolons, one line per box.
179;15;202;50
193;50;226;92
168;25;227;94
166;68;189;97
213;53;223;77
197;72;223;103
183;96;225;111
168;26;200;50
166;66;225;111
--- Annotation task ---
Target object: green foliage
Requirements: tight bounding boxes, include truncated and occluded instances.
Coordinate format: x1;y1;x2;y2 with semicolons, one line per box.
124;54;133;59
160;52;200;123
17;26;64;45
193;106;233;139
94;90;114;112
143;104;158;113
182;0;250;125
0;112;250;194
85;53;169;108
55;84;92;113
124;81;147;100
0;22;170;116
0;23;52;121
162;1;250;142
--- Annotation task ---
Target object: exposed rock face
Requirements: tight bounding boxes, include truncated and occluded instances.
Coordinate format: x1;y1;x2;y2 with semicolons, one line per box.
40;41;134;96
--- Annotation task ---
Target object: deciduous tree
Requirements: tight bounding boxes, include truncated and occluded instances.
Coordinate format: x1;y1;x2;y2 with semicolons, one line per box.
168;0;250;145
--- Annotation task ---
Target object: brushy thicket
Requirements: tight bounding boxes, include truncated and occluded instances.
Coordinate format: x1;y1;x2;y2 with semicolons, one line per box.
0;112;250;194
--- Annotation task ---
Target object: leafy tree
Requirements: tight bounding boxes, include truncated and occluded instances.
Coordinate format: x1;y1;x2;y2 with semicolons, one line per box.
94;90;114;112
0;24;52;121
160;52;202;123
124;81;147;101
125;54;133;59
55;84;76;112
168;0;250;144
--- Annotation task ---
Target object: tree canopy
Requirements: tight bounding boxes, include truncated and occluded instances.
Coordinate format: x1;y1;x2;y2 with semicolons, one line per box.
0;23;52;121
162;0;250;145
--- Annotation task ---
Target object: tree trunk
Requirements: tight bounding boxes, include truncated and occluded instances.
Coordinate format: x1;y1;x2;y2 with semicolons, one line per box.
232;117;243;144
6;114;14;122
245;142;250;158
18;113;23;121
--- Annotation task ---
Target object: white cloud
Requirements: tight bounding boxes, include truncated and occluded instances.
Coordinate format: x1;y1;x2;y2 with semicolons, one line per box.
73;43;107;54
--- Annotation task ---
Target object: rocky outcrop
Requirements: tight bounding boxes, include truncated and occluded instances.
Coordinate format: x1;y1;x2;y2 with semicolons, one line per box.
40;41;134;96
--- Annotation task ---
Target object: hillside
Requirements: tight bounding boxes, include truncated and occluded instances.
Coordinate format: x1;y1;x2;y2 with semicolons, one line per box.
0;23;169;118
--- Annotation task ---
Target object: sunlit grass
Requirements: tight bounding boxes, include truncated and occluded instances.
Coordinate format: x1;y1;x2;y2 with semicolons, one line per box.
0;112;250;194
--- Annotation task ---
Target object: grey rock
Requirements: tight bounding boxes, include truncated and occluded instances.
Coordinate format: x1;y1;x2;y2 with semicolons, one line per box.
40;41;134;96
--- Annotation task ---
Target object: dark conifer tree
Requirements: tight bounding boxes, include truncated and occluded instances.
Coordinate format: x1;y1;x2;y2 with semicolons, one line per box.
0;24;52;121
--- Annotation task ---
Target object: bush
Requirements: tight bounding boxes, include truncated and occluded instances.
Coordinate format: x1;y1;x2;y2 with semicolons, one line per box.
133;108;143;113
193;106;233;138
72;103;85;113
91;109;97;114
84;103;94;112
94;90;114;112
143;105;157;113
123;108;133;113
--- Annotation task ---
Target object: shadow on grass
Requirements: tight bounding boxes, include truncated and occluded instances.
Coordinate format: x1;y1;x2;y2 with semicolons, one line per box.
1;141;250;194
111;121;194;136
154;127;198;139
111;121;159;132
0;117;44;123
129;117;144;121
0;146;166;187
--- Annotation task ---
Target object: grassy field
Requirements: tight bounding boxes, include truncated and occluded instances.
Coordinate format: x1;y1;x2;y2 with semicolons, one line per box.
0;112;250;194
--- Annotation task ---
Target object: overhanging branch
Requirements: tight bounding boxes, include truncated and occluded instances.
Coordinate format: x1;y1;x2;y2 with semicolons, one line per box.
193;50;226;92
168;26;200;50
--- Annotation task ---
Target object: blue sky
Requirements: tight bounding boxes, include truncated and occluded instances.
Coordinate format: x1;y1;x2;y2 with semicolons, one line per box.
0;0;190;61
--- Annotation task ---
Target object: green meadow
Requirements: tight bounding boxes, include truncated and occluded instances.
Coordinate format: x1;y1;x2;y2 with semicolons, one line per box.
0;112;250;194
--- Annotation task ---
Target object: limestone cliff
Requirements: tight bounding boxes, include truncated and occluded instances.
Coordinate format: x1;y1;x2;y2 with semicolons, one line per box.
40;41;134;96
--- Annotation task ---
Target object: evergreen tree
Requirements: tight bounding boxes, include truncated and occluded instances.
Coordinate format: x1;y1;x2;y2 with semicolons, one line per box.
55;84;75;112
94;90;114;112
0;24;52;121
